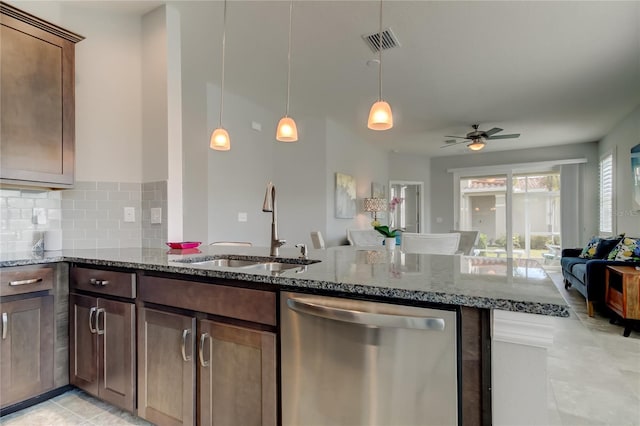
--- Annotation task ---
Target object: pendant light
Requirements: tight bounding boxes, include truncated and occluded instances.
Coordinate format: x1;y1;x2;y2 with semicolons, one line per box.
367;0;393;131
276;0;298;142
210;0;230;151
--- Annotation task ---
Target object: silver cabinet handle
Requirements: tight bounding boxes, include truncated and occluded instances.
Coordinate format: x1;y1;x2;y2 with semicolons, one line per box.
2;312;7;340
96;308;105;335
89;279;109;286
287;297;446;331
181;329;192;362
89;307;97;334
99;280;109;286
9;278;43;286
199;332;210;368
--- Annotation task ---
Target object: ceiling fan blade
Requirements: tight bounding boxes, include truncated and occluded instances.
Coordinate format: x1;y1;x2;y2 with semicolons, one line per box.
486;133;520;140
483;127;503;137
440;140;465;148
443;135;468;139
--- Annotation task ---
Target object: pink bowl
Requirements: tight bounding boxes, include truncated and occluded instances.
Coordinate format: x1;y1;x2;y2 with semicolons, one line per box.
166;241;201;249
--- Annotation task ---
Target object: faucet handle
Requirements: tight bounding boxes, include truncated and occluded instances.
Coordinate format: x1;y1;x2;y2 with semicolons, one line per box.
295;243;308;259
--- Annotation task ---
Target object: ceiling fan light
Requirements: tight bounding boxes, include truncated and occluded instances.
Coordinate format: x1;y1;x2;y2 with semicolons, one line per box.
276;116;298;142
368;100;393;130
467;139;485;151
210;127;230;151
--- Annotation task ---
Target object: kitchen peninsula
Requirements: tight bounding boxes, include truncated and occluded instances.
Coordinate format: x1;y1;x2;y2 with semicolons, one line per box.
1;245;568;425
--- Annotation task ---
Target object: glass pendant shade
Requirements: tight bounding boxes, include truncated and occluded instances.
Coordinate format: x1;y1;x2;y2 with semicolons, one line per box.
467;139;485;151
210;127;230;151
368;100;393;130
276;116;298;142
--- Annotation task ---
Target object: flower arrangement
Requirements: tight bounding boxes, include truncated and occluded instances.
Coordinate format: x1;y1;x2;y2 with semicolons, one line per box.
389;196;403;212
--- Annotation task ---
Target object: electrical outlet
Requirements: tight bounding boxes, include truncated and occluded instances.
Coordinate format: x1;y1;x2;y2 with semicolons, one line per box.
238;212;248;222
124;207;135;223
151;207;162;224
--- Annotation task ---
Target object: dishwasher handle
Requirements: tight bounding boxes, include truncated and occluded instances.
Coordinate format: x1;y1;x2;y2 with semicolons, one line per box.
287;297;445;331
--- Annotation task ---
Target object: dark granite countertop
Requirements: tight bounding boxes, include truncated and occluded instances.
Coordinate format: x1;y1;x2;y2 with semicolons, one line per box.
0;245;569;317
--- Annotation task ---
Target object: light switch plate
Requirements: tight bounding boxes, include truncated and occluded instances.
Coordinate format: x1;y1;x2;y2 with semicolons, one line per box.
238;212;248;222
124;207;135;222
151;207;162;224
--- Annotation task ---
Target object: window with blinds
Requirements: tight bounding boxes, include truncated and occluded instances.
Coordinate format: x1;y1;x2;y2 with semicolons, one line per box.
599;153;613;233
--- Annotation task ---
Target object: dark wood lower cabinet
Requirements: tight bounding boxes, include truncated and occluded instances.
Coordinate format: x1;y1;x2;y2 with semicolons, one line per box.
137;307;276;426
69;293;135;413
137;307;196;426
0;295;54;408
198;320;276;426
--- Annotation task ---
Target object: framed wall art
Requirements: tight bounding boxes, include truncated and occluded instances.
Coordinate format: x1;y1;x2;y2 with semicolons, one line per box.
335;172;356;218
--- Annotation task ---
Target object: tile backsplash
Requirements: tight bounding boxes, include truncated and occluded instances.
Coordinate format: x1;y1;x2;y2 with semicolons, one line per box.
0;188;61;252
0;180;167;252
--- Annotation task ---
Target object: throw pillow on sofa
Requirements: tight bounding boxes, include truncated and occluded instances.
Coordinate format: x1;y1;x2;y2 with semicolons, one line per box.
579;236;601;259
594;234;625;258
607;237;640;262
578;234;624;259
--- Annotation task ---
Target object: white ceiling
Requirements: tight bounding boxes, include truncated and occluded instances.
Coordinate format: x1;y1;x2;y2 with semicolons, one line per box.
71;0;640;157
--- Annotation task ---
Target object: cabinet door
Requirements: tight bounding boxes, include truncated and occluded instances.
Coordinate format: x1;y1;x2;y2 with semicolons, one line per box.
0;3;82;188
69;293;98;396
138;307;196;426
97;298;135;413
0;295;54;407
198;320;276;426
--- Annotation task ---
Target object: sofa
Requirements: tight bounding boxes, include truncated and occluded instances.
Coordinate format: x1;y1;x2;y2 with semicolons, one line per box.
561;236;640;317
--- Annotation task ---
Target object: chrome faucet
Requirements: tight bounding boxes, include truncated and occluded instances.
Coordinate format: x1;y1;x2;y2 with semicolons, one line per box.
262;182;286;256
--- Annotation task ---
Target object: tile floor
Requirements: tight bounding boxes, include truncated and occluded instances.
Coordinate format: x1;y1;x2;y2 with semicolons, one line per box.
545;271;640;426
1;271;639;426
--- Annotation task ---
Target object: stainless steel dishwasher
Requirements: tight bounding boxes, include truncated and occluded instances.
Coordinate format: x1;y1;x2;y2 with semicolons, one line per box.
280;291;458;426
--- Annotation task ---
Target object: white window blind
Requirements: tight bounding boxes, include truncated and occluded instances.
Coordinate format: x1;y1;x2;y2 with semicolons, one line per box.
599;153;613;233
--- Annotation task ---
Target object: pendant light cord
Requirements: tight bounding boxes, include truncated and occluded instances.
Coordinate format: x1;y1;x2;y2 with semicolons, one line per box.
286;0;293;116
219;0;227;127
378;0;382;101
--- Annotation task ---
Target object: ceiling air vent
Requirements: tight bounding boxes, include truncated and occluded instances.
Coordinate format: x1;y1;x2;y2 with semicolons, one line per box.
362;27;400;53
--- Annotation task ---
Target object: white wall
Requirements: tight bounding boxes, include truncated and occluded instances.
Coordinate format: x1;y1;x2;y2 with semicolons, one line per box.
599;105;640;233
62;6;143;183
429;143;600;244
325;119;389;247
141;7;168;182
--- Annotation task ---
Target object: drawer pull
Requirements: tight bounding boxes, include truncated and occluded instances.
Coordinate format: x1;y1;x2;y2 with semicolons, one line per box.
96;308;105;335
2;312;7;340
89;307;97;334
9;278;43;286
181;329;192;362
89;279;109;286
199;332;210;368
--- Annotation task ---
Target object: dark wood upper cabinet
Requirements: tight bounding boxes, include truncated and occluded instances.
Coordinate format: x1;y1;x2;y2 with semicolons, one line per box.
0;2;83;188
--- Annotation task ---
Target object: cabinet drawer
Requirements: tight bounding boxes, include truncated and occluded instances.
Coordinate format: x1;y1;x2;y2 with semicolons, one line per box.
140;275;276;326
1;264;54;296
71;266;135;299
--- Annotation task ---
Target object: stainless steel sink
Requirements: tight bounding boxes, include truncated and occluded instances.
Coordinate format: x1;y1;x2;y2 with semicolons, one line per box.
245;262;302;272
189;259;261;268
175;256;320;273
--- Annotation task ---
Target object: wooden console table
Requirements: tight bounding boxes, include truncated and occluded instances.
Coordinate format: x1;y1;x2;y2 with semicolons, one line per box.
605;265;640;337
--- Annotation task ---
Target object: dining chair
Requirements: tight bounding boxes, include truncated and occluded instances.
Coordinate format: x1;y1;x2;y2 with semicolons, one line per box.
347;229;385;247
400;233;461;255
209;241;253;247
449;230;480;255
310;231;326;249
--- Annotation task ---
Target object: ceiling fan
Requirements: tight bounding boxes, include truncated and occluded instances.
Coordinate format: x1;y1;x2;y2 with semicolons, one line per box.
440;124;520;151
